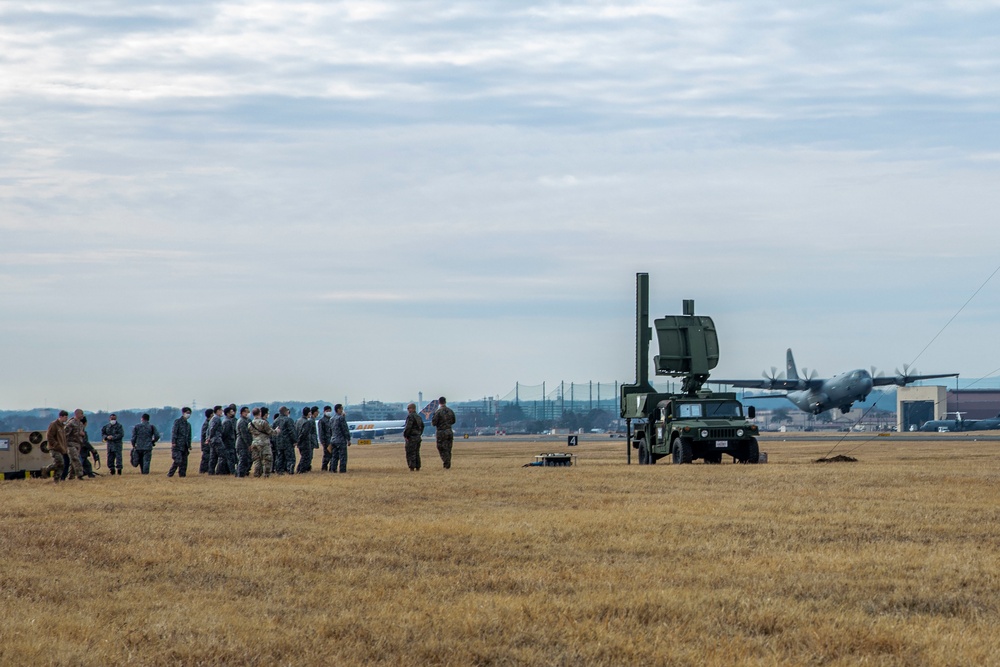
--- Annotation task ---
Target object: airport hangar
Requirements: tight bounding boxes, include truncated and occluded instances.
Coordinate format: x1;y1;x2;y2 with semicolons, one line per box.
897;386;1000;431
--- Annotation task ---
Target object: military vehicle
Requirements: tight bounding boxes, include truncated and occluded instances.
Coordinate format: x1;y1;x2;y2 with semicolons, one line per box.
620;273;760;464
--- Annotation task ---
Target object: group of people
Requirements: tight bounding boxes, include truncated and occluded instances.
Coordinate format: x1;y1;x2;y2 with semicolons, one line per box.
43;398;458;481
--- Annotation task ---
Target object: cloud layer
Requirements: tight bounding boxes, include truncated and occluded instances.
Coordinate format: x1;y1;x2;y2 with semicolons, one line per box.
2;1;999;409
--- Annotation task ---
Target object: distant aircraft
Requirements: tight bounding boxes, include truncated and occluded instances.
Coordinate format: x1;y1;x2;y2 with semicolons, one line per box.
713;349;958;415
348;400;440;438
918;412;1000;432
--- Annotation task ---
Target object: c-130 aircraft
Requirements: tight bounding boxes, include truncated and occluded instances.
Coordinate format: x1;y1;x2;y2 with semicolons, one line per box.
713;349;958;415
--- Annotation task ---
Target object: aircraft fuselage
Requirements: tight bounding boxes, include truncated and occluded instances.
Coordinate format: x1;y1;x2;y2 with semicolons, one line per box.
787;370;875;415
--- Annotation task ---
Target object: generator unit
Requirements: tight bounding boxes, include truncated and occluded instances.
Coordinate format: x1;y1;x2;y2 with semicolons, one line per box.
0;430;52;479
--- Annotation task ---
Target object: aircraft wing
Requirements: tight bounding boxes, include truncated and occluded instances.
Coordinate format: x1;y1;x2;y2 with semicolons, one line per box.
711;379;815;391
872;372;958;387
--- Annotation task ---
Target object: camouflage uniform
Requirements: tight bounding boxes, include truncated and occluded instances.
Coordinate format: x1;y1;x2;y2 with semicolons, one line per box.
236;415;252;478
215;415;237;475
273;414;298;474
64;417;88;479
295;415;318;474
403;411;424;471
329;413;351;473
101;420;125;475
249;418;275;478
199;418;211;474
131;421;160;475
79;429;98;478
206;414;223;474
431;405;457;469
168;416;193;477
318;412;333;471
270;417;279;469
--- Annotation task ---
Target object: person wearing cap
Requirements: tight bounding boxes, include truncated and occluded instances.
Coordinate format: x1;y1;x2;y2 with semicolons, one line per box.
168;407;193;477
101;413;125;476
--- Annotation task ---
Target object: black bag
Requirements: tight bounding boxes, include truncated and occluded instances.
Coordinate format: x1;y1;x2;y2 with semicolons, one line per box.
130;448;139;468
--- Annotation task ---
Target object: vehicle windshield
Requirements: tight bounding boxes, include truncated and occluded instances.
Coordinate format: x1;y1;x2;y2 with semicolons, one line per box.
677;401;743;418
705;401;743;417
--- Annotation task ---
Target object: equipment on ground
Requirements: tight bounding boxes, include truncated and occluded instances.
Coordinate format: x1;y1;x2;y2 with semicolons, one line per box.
620;274;760;464
523;453;577;467
0;430;53;479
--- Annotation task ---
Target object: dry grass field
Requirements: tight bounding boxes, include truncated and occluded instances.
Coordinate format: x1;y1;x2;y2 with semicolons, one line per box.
2;435;999;666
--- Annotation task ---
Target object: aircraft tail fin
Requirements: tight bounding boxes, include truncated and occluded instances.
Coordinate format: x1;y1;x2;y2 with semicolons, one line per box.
786;349;799;381
419;400;439;420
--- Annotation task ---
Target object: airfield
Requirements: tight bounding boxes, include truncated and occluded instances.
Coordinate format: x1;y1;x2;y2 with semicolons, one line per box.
3;435;999;666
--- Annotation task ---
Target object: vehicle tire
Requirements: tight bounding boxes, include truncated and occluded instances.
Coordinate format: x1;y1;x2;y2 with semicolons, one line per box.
638;436;650;465
704;452;722;464
742;438;760;464
672;437;693;464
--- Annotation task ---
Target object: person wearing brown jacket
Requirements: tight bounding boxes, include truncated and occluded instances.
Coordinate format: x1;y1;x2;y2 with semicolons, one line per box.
43;410;70;482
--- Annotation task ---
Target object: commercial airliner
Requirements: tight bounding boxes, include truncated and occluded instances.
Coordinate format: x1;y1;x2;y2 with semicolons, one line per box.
713;349;958;415
348;400;440;438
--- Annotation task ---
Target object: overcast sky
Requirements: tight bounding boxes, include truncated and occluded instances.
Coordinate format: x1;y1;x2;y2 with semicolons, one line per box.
2;1;999;411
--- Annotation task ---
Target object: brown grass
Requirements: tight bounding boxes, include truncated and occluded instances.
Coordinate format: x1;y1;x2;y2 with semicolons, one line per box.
2;435;999;666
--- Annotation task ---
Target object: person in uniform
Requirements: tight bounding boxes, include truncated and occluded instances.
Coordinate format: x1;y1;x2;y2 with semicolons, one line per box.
295;407;317;473
216;404;238;475
64;409;90;480
78;416;99;478
318;406;333;471
273;406;298;474
199;408;213;474
236;406;252;478
43;410;70;482
270;412;280;469
403;402;424;471
329;404;351;473
206;406;223;474
168;407;193;477
248;407;275;478
101;413;125;476
431;397;457;469
130;413;161;475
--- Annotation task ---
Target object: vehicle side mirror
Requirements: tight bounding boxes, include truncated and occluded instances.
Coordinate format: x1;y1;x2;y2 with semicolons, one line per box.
747;406;756;419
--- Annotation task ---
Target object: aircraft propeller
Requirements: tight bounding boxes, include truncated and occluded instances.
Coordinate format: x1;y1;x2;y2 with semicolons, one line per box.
893;364;917;386
762;366;785;387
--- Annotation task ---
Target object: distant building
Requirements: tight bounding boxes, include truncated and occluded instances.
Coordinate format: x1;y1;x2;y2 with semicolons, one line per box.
947;389;1000;420
897;386;1000;431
